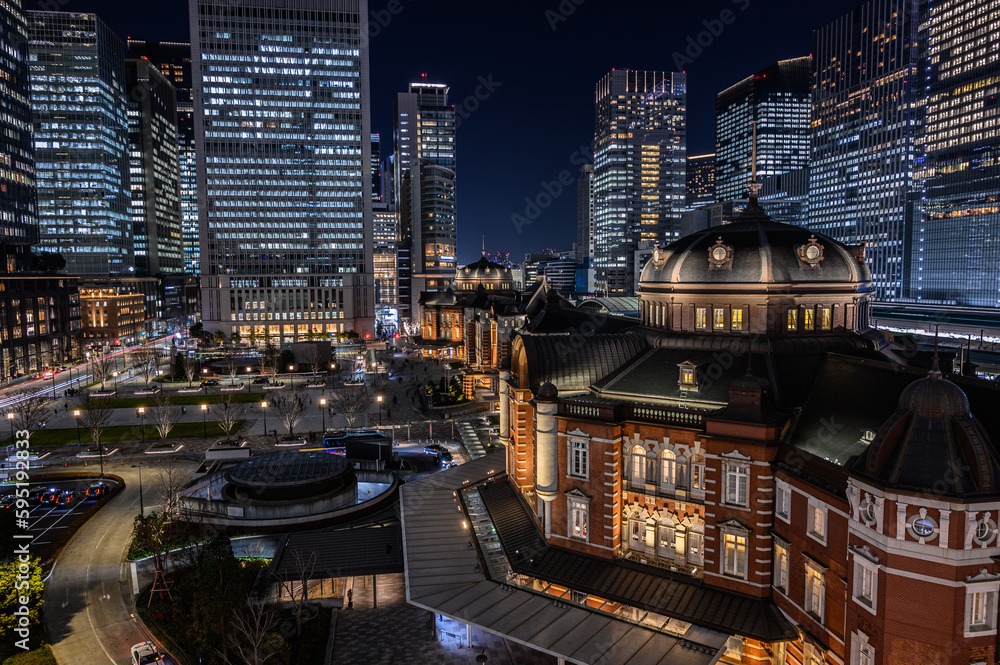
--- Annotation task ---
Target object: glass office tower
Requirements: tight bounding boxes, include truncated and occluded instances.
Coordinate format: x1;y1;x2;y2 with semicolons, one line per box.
126;58;183;276
715;57;811;202
592;70;686;296
127;40;200;276
27;11;132;276
913;0;1000;306
685;153;716;210
189;0;374;341
810;2;920;301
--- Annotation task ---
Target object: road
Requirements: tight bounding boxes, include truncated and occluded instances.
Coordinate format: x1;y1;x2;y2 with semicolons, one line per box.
43;463;194;665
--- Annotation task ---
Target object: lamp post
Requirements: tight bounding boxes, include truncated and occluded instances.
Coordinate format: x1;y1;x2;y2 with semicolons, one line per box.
73;409;81;446
131;463;144;516
319;398;327;433
112;371;119;396
246;366;252;392
51;368;57;398
200;404;208;438
137;407;145;444
377;394;383;427
6;412;13;444
330;362;338;388
288;364;295;388
260;401;268;437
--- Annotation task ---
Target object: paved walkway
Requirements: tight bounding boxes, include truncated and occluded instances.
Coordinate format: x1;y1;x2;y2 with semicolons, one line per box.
331;574;556;665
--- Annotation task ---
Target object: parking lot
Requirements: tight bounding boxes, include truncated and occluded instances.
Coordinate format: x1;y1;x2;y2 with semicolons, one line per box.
2;477;120;550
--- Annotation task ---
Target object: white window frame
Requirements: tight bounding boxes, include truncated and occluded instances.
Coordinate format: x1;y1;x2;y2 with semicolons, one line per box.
804;559;826;621
568;495;589;541
965;581;999;638
807;498;827;544
774;539;789;594
629;517;644;548
723;461;749;507
852;552;878;615
721;527;748;579
660;449;677;491
850;631;874;665
568;437;589;480
629;445;646;485
690;455;706;498
687;525;704;566
657;519;675;560
775;480;791;522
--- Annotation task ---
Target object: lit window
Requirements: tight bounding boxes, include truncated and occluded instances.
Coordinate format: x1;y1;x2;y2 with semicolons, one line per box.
660;449;676;489
787;309;797;331
690;454;706;496
820;308;832;329
965;582;998;637
803;308;814;330
731;308;743;330
687;525;704;565
629;445;646;485
853;554;877;613
695;307;707;329
657;519;675;559
568;496;588;541
774;540;788;593
680;367;696;386
713;308;725;329
630;518;644;546
724;461;749;507
808;499;827;543
568;438;588;479
723;532;747;578
805;560;826;620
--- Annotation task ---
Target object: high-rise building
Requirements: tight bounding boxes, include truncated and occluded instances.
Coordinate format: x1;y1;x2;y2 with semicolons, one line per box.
189;0;375;342
371;133;382;203
125;58;183;276
715;57;811;202
685;153;716;210
592;70;686;296
575;164;594;261
394;82;457;320
913;0;1000;306
372;201;397;316
27;11;132;276
760;167;809;227
810;3;919;301
127;40;199;276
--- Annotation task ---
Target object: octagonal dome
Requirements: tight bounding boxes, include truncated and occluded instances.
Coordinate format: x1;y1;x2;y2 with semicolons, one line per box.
639;201;870;288
455;256;514;291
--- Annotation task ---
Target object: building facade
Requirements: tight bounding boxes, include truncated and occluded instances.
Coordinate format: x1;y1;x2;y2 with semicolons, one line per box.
592;70;686;296
685;153;716;210
28;11;132;276
372;200;397;329
370;132;382;203
126;58;183;276
809;2;920;301
715;57;811;203
127;40;199;276
912;0;1000;306
189;0;375;342
80;286;146;347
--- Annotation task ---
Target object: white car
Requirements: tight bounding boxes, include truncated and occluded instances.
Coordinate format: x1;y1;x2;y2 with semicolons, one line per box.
131;641;164;665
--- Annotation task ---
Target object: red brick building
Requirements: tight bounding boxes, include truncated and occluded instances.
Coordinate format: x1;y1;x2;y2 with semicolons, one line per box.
490;198;1000;663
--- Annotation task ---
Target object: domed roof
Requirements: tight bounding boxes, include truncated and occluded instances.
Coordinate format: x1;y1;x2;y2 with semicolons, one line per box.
536;381;558;401
639;200;870;288
456;256;513;283
898;369;970;417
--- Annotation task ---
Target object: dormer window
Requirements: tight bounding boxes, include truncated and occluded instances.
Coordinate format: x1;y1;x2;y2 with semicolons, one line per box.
679;361;700;391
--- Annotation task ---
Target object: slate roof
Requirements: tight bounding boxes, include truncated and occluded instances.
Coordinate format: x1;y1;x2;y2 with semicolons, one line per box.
271;522;404;580
479;477;798;643
515;333;649;393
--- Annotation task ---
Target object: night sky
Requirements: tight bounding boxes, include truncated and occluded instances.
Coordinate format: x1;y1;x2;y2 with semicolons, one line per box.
71;0;861;265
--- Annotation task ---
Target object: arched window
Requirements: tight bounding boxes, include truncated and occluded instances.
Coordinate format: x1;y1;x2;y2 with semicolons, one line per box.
688;524;704;565
630;445;646;485
629;517;644;547
660;450;676;490
657;519;675;558
690;454;706;497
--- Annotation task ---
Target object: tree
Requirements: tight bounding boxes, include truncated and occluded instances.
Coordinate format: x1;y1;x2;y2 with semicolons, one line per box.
91;354;115;390
303;344;323;379
182;354;199;387
247;327;259;349
328;385;373;428
129;346;161;389
270;388;305;437
216;393;243;443
172;352;185;381
224;354;241;385
189;321;204;339
131;511;175;606
0;556;44;655
194;535;248;656
218;603;282;665
7;389;48;438
78;393;114;469
155;464;187;516
230;330;242;347
278;349;295;374
260;343;279;377
149;395;179;445
271;549;316;638
213;331;227;347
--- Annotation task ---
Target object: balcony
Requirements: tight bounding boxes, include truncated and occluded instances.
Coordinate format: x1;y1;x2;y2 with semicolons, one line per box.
624;480;705;505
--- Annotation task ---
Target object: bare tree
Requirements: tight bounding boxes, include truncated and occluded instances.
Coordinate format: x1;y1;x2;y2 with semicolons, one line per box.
91;354;115;390
215;393;243;443
302;344;323;379
77;393;114;476
328;385;373;428
271;550;316;638
259;344;279;377
129;346;161;390
154;464;188;515
217;602;281;665
182;354;199;387
223;354;243;386
8;389;49;437
149;395;180;445
270;388;306;437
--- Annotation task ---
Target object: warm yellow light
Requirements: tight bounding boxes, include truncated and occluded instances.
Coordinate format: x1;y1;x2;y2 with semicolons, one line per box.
200;404;208;412
260;401;268;408
377;395;383;403
137;407;145;414
319;398;327;406
73;410;81;417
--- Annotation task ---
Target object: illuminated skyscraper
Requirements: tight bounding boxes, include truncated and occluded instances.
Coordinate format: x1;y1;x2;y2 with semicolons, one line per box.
27;11;132;276
127;40;200;275
913;0;1000;306
125;58;183;276
715;57;811;202
372;201;397;328
189;0;374;342
685;153;716;210
810;3;919;301
371;132;382;203
592;69;686;296
394;82;457;321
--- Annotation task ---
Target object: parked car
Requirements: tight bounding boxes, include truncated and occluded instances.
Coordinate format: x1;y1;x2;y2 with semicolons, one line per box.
28;487;47;503
85;482;110;498
39;487;61;504
200;379;220;387
423;444;446;455
251;377;270;384
0;495;16;509
131;641;164;665
55;490;76;506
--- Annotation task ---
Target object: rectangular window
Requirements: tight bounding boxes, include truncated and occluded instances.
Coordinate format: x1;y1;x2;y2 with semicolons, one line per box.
774;542;788;592
786;309;797;331
688;530;704;565
569;499;588;540
808;500;827;543
803;308;814;330
713;308;725;329
806;563;825;620
820;308;832;329
723;533;747;578
724;463;748;507
680;367;695;385
691;462;705;495
569;439;588;479
696;307;707;329
776;482;791;521
965;582;999;637
850;633;874;665
971;591;987;626
731;307;743;330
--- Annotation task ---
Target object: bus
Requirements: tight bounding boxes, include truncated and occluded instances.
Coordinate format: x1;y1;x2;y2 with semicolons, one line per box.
306;429;392;460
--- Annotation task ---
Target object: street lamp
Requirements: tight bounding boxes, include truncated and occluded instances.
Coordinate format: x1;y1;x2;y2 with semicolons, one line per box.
260;401;268;438
137;407;146;444
112;371;119;396
200;404;208;438
330;362;338;388
377;394;383;427
6;412;13;443
288;364;295;388
131;463;144;516
246;366;252;392
319;398;327;433
73;409;81;446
